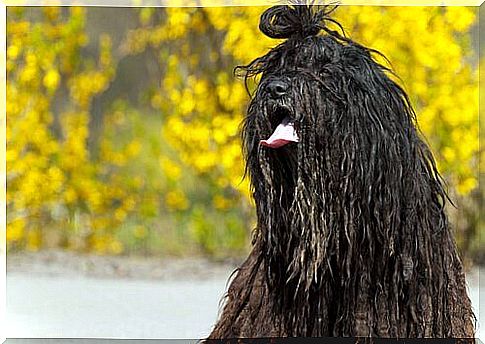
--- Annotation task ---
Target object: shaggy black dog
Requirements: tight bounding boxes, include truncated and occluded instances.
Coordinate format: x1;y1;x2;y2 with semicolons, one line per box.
208;4;475;338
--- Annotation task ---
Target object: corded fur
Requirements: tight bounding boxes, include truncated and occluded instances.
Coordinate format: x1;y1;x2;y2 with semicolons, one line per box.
208;4;475;338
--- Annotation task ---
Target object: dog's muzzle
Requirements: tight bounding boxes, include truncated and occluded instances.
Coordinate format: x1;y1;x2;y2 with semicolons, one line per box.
259;77;299;149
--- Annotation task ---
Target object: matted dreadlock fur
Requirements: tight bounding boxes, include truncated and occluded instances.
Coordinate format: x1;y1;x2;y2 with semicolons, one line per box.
208;4;475;338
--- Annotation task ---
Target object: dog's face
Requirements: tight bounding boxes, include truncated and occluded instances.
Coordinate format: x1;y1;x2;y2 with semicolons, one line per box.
250;34;348;150
241;6;412;192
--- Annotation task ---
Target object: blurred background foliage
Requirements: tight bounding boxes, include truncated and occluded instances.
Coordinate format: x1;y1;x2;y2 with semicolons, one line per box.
6;6;482;263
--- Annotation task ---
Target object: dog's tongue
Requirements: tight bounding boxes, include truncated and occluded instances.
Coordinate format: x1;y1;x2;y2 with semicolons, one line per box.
260;117;299;149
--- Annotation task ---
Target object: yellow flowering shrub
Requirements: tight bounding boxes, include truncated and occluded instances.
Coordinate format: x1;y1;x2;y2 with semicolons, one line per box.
332;7;478;196
7;8;136;254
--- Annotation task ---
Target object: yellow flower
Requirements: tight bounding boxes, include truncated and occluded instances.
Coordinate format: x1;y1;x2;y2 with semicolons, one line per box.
165;190;189;210
64;187;77;204
213;194;231;210
43;69;60;91
7;45;19;60
126;140;142;157
160;157;182;181
457;177;477;196
26;229;41;251
7;218;25;242
114;208;127;222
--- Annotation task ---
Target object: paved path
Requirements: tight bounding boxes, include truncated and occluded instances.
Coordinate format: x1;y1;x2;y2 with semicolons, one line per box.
7;273;228;339
5;253;484;340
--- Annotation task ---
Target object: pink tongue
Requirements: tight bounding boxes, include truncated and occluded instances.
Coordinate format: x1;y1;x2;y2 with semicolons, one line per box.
260;116;299;149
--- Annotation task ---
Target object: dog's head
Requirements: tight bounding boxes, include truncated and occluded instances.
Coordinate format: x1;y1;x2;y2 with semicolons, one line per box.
241;5;415;181
245;5;344;150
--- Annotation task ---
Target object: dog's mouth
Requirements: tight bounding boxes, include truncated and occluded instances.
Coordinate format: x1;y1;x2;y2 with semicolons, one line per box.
260;105;299;149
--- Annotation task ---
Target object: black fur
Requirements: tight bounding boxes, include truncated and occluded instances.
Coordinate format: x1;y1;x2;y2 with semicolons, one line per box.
209;4;475;338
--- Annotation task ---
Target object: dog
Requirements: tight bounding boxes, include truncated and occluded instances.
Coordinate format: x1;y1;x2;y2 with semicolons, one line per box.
208;4;475;338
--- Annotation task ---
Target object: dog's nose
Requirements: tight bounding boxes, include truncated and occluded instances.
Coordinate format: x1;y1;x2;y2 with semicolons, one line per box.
266;80;288;98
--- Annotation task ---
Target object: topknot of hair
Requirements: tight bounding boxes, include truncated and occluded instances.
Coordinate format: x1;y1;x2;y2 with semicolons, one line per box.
259;4;334;40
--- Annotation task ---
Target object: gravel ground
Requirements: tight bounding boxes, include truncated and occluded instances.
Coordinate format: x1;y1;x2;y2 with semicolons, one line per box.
5;250;484;340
